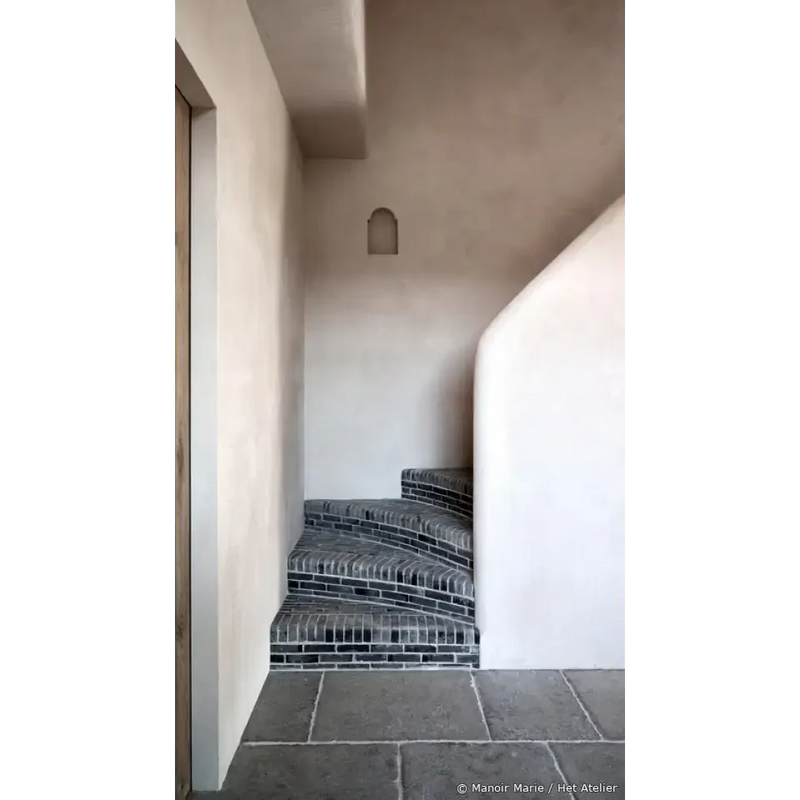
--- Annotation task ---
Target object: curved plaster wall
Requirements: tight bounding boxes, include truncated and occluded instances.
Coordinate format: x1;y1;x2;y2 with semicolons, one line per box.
474;197;624;669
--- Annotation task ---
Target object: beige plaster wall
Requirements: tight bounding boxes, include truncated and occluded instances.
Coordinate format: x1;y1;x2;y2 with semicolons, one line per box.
475;197;625;669
304;0;625;498
176;0;304;787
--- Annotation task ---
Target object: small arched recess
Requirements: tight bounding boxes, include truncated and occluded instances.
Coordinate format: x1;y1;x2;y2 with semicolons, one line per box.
368;208;398;255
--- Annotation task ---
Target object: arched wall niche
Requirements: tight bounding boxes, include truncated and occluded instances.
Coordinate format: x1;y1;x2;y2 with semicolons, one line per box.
367;208;398;254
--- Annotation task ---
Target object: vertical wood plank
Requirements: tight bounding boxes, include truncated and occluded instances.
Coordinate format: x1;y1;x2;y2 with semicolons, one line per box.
175;86;191;800
172;87;178;800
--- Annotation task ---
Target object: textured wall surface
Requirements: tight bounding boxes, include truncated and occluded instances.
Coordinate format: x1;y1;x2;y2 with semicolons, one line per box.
247;0;367;157
304;0;625;498
176;0;305;788
475;198;624;669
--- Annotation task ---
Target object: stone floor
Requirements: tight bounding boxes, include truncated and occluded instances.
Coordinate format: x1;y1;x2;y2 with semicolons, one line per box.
191;669;624;799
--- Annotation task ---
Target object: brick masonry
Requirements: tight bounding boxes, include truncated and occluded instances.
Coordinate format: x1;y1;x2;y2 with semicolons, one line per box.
289;529;474;621
304;498;473;570
401;467;473;520
271;467;478;670
270;597;479;670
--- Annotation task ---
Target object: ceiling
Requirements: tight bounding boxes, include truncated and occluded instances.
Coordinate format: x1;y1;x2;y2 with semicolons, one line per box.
247;0;367;159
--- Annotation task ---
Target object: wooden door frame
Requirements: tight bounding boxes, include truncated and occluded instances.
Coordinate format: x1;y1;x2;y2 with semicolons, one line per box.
175;85;192;800
176;39;218;793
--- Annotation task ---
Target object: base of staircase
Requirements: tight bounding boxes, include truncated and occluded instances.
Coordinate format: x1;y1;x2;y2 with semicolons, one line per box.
272;467;478;671
270;594;479;670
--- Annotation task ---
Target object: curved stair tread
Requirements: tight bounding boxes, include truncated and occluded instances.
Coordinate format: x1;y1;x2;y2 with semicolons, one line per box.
295;527;416;557
401;467;473;493
290;529;474;598
305;498;473;552
272;593;479;645
274;467;480;670
401;467;474;520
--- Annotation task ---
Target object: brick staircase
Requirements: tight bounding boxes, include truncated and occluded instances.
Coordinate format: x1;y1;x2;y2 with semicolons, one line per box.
270;468;478;670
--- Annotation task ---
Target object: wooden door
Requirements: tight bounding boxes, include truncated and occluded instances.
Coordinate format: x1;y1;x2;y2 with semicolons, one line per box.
175;87;191;800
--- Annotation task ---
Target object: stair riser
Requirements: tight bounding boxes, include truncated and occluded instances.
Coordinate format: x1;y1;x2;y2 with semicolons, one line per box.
270;643;479;670
401;481;473;520
269;599;480;668
271;660;478;670
272;613;479;646
287;556;473;597
288;577;475;621
270;656;480;672
305;516;472;570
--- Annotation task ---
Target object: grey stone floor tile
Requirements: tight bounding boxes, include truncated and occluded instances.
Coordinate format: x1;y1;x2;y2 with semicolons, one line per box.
550;743;625;799
312;670;489;741
475;671;599;741
223;743;398;800
563;670;625;740
241;671;321;742
402;742;565;799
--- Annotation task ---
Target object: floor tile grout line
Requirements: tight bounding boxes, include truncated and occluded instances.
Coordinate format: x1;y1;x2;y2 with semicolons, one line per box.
395;742;403;800
470;670;492;741
545;742;576;800
307;671;325;742
559;670;604;741
241;739;624;746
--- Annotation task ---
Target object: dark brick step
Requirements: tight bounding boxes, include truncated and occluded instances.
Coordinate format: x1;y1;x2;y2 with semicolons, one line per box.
304;498;472;570
288;528;474;621
401;467;473;520
270;594;479;671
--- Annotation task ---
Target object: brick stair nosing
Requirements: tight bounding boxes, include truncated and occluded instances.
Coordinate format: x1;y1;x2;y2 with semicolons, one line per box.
288;528;474;620
304;498;473;570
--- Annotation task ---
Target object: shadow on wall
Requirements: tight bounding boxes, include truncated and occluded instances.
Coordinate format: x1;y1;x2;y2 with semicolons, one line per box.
433;351;477;466
303;0;625;496
460;356;476;467
239;92;306;593
291;104;369;159
368;207;399;255
364;0;625;280
508;151;626;283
